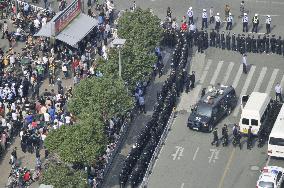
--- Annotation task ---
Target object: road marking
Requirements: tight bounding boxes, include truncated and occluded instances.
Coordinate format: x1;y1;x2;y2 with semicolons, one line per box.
193;147;199;161
210;61;224;86
200;59;213;84
265;156;271;166
233;66;256;117
218;149;236;188
265;68;279;94
181;183;185;188
208;149;220;164
232;64;243;88
253;67;267;92
222;62;234;85
172;146;184;160
272;1;284;5
256;0;268;3
280;74;284;89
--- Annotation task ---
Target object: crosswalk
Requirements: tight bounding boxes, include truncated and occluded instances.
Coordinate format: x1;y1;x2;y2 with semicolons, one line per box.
191;58;284;117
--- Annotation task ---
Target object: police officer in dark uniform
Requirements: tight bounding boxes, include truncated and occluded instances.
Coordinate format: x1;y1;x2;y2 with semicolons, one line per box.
189;71;195;89
237;34;241;52
252;35;257;53
232;33;237;51
247;126;253;150
221;31;226;50
210;29;216;47
226;32;231;50
246;34;252;53
270;35;277;53
257;35;262;53
203;30;209;50
197;32;203;53
222;124;229;147
276;36;282;55
240;34;246;54
265;35;270;54
211;128;219;147
216;31;221;48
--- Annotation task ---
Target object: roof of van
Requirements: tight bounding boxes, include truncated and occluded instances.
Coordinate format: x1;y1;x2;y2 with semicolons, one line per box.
242;92;271;119
270;105;284;138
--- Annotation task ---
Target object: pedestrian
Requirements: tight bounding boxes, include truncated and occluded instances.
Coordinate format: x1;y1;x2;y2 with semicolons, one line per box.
167;7;172;19
224;4;230;20
275;83;283;102
226;12;233;30
222;124;229;146
226;32;231;50
252;13;259;33
189;71;195;89
187;7;194;24
247;126;253;150
242;54;248;74
209;7;214;24
201;9;208;30
266;15;271;34
138;96;146;113
239;1;245;18
201;88;206;97
242;13;249;32
215;13;221;32
211;128;219;147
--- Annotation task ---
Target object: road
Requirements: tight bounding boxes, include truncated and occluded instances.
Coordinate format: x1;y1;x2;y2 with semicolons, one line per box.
148;47;284;188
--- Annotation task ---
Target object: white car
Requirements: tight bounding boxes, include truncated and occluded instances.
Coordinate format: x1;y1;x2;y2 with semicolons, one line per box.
256;166;284;188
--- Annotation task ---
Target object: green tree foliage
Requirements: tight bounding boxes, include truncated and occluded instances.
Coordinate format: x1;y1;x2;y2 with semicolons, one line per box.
40;163;88;188
67;76;134;120
44;116;107;165
97;8;163;89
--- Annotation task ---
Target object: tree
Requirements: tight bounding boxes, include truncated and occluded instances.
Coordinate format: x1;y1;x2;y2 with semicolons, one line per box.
40;163;88;188
44;115;107;165
67;76;134;120
97;8;163;90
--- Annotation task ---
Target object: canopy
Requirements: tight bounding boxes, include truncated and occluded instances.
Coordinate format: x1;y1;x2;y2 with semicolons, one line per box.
34;13;98;47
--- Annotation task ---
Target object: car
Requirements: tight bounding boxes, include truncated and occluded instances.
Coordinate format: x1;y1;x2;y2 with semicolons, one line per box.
187;85;237;132
256;166;284;188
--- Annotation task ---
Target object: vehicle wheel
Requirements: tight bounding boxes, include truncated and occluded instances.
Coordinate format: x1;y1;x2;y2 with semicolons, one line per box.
227;107;232;115
208;124;213;132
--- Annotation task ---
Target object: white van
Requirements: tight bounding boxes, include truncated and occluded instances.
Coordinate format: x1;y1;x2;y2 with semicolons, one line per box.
239;92;271;135
268;105;284;158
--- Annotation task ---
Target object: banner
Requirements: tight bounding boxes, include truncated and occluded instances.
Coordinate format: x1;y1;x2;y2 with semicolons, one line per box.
54;0;81;35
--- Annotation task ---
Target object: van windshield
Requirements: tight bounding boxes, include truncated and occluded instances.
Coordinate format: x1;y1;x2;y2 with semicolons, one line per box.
269;137;284;146
196;104;212;117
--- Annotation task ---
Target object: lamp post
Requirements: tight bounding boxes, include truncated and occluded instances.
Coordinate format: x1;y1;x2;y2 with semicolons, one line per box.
110;38;126;78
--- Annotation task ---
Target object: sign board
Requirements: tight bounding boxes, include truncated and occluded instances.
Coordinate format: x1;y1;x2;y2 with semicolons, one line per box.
54;0;81;35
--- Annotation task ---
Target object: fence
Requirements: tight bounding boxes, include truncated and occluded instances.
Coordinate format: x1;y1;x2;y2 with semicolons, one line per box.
139;109;176;188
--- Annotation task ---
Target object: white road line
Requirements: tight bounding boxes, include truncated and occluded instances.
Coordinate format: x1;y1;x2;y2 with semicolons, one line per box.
256;0;268;3
181;183;185;188
210;61;224;86
280;74;284;89
265;156;271;166
222;62;234;85
265;69;279;94
193;147;199;161
232;64;243;88
247;32;266;35
233;66;256;117
200;59;212;84
272;1;284;5
253;67;267;92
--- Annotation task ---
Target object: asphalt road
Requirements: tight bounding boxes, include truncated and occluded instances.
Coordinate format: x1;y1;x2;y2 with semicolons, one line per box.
148;47;284;188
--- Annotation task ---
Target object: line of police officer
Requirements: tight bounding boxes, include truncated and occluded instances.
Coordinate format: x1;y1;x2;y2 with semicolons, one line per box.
119;31;190;188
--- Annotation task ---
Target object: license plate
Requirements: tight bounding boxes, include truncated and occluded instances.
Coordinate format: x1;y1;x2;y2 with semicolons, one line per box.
193;127;199;130
242;128;248;134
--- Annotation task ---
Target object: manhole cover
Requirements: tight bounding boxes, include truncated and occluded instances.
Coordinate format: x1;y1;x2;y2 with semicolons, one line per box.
250;165;260;171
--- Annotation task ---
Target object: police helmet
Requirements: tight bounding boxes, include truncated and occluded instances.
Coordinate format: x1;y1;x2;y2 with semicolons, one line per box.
203;9;206;12
217;12;219;16
229;12;232;16
255;13;258;16
244;13;247;16
267;15;270;17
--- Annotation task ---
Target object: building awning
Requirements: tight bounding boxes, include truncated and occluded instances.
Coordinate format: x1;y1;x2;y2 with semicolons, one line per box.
34;13;98;47
55;13;98;47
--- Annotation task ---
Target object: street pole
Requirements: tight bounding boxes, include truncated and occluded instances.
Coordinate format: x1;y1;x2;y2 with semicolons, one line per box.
118;47;122;77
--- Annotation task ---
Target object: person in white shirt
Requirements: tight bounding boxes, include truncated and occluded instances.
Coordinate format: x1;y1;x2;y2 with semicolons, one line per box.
215;13;221;31
209;7;214;24
242;13;249;32
275;83;283;102
201;9;208;30
265;15;271;34
44;112;50;123
65;115;71;125
242;54;248;74
42;17;47;26
187;7;194;24
171;19;179;30
34;18;41;29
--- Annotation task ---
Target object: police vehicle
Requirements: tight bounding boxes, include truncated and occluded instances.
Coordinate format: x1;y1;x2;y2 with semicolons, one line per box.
187;85;237;132
256;166;284;188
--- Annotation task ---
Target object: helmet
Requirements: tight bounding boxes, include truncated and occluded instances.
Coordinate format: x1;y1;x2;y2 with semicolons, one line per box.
267;15;270;17
229;12;232;15
216;12;219;16
203;9;206;12
244;13;247;16
189;7;192;10
255;13;258;16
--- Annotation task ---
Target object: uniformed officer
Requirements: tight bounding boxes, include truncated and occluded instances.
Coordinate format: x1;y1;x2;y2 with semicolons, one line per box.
237;34;241;52
246;34;252;53
221;31;226;50
257;35;263;53
232;33;237;51
226;32;231;50
189;71;195;89
210;29;216;47
252;13;259;33
240;34;246;54
265;34;270;54
276;36;282;55
226;12;233;30
202;9;208;30
247;126;253;150
252;35;257;53
211;128;219;147
203;30;209;50
265;15;271;34
197;33;203;53
222;124;229;147
270;35;277;53
216;31;221;48
242;13;249;32
187;7;194;24
215;12;221;32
